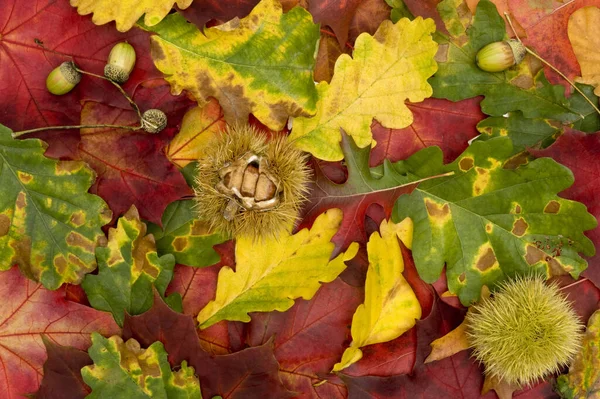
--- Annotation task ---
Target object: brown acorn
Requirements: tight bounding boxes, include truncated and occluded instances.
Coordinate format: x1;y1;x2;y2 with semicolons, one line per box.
46;62;82;95
104;42;136;84
476;39;526;72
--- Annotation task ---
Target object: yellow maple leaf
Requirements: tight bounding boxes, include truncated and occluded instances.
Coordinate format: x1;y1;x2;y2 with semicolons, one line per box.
197;209;359;329
333;218;420;372
289;17;438;161
70;0;192;32
568;6;600;96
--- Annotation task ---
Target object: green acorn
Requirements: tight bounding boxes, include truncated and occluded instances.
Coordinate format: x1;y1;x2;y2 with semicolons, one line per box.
476;39;526;72
141;109;167;133
465;276;583;386
194;124;311;240
104;42;136;84
46;61;82;95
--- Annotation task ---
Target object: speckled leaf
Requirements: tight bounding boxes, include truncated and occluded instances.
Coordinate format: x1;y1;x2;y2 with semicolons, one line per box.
0;124;111;289
70;0;193;32
197;209;359;329
82;206;177;327
147;200;226;268
556;309;600;398
431;0;600;132
393;137;597;305
289;16;438;161
81;333;201;399
333;218;421;371
142;0;319;130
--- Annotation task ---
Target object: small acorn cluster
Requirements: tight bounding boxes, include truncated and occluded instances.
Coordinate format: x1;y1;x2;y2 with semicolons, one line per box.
45;42;166;134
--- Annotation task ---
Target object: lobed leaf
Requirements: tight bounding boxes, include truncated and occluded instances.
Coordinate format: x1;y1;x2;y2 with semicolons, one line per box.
568;6;600;96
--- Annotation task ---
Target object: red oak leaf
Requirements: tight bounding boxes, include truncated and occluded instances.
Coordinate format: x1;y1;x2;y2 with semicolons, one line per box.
309;0;363;47
33;337;92;399
0;0;161;159
0;266;119;399
531;130;600;289
178;0;261;29
78;82;194;225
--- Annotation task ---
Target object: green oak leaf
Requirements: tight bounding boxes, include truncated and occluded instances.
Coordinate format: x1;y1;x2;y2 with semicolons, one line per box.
431;0;600;132
393;137;597;305
147;200;226;268
140;0;319;131
81;333;202;399
0;124;111;289
556;310;600;398
82;206;178;326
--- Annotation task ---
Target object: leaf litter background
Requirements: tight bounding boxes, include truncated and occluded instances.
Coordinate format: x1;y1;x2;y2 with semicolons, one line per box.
0;0;599;398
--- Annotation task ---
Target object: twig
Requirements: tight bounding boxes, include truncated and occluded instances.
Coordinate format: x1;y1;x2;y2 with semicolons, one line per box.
12;124;142;138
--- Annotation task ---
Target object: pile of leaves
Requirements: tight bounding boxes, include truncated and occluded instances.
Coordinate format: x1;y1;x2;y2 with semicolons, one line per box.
0;0;599;398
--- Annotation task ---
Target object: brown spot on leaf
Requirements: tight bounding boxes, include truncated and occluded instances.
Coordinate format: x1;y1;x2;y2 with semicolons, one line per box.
511;73;534;89
503;153;529;169
10;237;33;279
512;218;528;237
459;157;474;171
485;223;492;233
524;245;568;275
150;38;166;61
55;161;81;175
190;220;211;236
525;245;545;265
514;204;522;214
54;255;68;275
425;199;450;219
475;247;497;272
17;172;32;184
68;254;89;273
172;237;188;252
458;273;466;283
70;211;86;227
544;200;560;214
66;232;95;253
16;192;26;209
435;43;449;63
0;214;10;237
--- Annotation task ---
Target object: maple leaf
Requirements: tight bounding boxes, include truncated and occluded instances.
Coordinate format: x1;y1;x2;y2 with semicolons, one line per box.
0;124;111;288
289;16;439;161
0;0;162;159
82;206;178;327
197;209;359;328
81;333;201;398
556;309;600;398
178;0;261;30
394;137;597;305
78;83;193;226
0;266;120;399
123;291;294;398
70;0;193;32
147;200;226;268
142;0;320;131
33;336;92;399
431;0;600;131
334;218;421;371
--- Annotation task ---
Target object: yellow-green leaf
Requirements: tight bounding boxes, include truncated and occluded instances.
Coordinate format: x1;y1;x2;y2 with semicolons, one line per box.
197;209;358;329
0;124;111;289
289;17;438;161
69;0;192;32
142;0;320;131
568;6;600;96
333;218;421;372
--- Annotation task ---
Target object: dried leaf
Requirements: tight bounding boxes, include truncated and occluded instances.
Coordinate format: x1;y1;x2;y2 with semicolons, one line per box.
568;6;600;96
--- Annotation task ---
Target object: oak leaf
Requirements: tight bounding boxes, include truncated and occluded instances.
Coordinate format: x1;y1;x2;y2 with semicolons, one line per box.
568;6;600;96
178;0;261;30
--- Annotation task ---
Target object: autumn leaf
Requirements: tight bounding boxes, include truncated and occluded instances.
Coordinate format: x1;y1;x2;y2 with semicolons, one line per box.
197;209;359;329
0;266;119;399
70;0;193;32
568;6;600;96
394;137;597;305
81;333;201;398
142;0;320;130
0;124;111;289
289;16;439;161
308;0;363;47
178;0;261;30
333;218;420;371
82;206;177;327
148;200;226;268
556;309;600;398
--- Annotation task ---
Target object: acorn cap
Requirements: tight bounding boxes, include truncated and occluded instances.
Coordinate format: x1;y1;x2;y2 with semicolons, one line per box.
46;61;82;95
104;64;129;84
476;39;526;73
141;109;167;133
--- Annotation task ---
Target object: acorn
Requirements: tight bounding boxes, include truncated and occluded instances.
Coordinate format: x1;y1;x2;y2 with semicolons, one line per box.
465;276;583;386
46;61;82;95
141;109;167;133
475;39;526;72
104;42;136;84
194;124;311;240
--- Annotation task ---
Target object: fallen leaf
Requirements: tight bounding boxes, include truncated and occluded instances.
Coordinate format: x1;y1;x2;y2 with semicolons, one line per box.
290;16;438;161
424;320;469;363
568;6;600;96
0;124;111;289
82;206;177;326
308;0;362;47
0;266;119;399
197;209;359;328
333;218;421;371
178;0;261;29
142;0;320;130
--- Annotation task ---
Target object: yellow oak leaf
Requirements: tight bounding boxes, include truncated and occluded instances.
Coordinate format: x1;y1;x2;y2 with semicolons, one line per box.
333;218;420;372
289;17;438;161
70;0;192;32
568;6;600;96
197;209;358;329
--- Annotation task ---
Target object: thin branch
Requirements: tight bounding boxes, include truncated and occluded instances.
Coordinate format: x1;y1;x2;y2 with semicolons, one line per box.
12;124;142;138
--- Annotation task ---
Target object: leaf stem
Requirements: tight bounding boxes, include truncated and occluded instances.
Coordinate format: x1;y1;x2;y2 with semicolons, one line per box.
504;12;600;116
12;124;142;138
